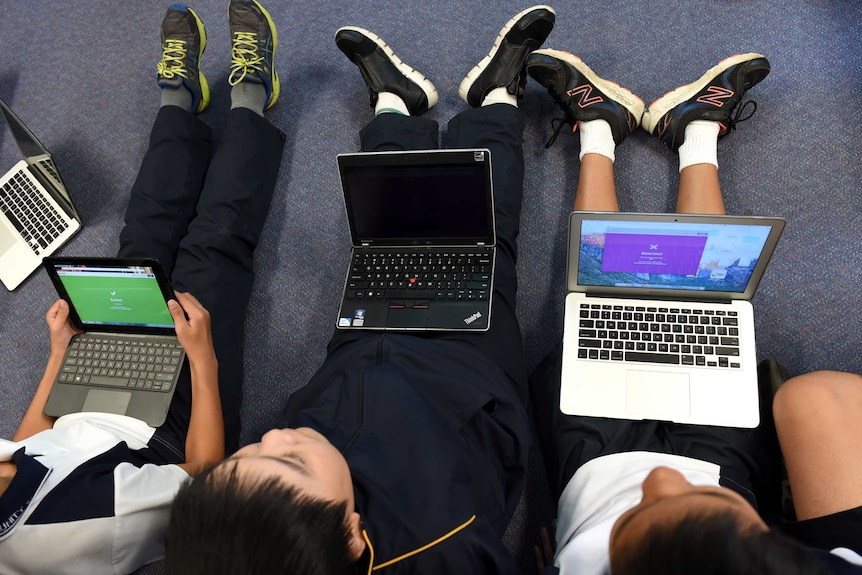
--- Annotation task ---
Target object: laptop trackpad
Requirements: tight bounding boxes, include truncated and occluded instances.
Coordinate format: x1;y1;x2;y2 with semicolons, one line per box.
388;307;428;328
0;222;16;256
626;370;690;419
83;389;132;416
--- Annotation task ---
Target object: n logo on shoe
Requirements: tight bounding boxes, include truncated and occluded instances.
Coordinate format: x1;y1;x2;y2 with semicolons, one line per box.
656;113;672;137
567;84;603;108
697;86;734;107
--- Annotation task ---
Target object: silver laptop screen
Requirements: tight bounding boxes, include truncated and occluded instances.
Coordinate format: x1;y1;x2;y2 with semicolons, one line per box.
576;218;774;294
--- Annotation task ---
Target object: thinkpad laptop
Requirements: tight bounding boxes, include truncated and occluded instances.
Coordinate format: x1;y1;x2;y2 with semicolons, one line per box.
0;98;81;290
336;149;496;331
560;212;785;428
42;257;186;427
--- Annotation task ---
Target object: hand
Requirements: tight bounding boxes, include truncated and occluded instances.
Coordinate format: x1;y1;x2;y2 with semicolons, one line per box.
533;522;557;573
45;299;81;354
168;291;216;366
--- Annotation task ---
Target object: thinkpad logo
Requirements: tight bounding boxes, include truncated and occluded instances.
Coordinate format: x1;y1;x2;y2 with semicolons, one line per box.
464;311;482;325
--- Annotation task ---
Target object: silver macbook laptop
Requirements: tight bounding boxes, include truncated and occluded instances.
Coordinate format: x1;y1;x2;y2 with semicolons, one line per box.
560;212;785;428
0;98;81;290
42;257;186;427
335;149;496;331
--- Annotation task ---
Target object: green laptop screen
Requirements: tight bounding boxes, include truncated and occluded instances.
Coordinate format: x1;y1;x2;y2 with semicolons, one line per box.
55;264;175;328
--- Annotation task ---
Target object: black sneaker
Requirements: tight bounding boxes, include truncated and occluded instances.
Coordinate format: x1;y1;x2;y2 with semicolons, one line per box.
228;0;280;110
335;27;438;116
459;5;555;107
157;4;210;114
526;49;644;145
642;53;770;150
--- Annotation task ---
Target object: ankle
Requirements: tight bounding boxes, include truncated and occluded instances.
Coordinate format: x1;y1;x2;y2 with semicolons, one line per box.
578;119;616;163
375;92;409;116
160;85;194;113
230;81;267;116
481;86;518;108
678;120;719;172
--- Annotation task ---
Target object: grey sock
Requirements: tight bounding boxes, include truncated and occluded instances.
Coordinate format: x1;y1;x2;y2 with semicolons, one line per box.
230;82;266;117
160;86;193;112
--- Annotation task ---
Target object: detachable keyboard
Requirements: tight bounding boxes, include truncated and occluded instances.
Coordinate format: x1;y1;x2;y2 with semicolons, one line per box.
347;247;492;302
57;334;184;392
0;170;68;254
576;302;742;369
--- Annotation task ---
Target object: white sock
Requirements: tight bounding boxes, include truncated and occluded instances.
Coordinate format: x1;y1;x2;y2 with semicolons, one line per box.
678;120;720;172
578;119;616;163
481;86;518;108
375;92;409;116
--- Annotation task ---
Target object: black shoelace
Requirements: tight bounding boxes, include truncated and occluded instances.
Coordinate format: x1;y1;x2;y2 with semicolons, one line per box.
544;117;570;148
725;99;758;132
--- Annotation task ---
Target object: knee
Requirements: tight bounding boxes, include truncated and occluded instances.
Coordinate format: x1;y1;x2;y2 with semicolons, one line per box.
773;370;862;431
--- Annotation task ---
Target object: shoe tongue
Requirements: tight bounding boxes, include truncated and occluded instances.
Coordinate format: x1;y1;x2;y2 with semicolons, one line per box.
163;13;190;37
231;8;259;33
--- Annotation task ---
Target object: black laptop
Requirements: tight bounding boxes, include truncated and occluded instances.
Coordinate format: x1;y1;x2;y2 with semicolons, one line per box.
336;149;496;331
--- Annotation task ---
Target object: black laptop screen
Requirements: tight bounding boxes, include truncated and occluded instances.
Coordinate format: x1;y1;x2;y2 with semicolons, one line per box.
340;152;494;245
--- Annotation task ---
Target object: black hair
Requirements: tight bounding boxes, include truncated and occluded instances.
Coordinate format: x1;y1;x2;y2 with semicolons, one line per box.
165;462;357;575
611;510;829;575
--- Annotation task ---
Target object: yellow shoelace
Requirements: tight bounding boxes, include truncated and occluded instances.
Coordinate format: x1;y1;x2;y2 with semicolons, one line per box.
157;39;189;79
229;31;263;85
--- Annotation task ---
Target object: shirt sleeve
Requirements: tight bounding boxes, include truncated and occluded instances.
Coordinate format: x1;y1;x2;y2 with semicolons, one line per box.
111;462;189;572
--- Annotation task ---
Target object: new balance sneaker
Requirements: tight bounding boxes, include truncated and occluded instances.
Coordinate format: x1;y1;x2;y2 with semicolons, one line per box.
157;4;210;114
526;49;644;144
459;5;555;107
228;0;280;110
642;53;770;150
335;27;438;116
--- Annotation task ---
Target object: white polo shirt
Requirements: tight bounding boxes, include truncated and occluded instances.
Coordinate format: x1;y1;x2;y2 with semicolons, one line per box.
0;412;189;575
553;451;862;574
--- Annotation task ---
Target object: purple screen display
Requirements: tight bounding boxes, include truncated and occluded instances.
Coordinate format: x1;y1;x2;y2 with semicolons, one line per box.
601;233;707;275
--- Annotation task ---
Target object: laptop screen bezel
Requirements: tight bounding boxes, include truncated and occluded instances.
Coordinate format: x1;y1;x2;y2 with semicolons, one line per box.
566;211;786;301
43;257;178;335
336;148;496;247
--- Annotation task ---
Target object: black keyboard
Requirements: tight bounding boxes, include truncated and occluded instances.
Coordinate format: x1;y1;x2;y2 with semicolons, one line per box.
347;247;492;302
0;170;68;255
576;302;742;369
57;334;185;392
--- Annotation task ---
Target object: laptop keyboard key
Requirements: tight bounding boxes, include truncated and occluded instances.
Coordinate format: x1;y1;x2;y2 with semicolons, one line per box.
625;352;681;365
89;375;132;387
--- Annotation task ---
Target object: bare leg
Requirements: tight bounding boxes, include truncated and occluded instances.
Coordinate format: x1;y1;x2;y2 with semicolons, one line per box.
676;163;725;215
524;52;642;214
574;153;619;212
773;370;862;520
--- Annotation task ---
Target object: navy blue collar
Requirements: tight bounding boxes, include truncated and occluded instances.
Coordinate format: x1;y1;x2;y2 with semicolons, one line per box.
0;448;50;537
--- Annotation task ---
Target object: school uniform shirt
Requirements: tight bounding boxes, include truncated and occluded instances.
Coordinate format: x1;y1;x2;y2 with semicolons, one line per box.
286;333;531;575
0;412;189;575
550;452;862;575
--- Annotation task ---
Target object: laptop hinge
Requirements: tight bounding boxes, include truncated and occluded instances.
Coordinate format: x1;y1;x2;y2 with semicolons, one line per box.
583;293;734;305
